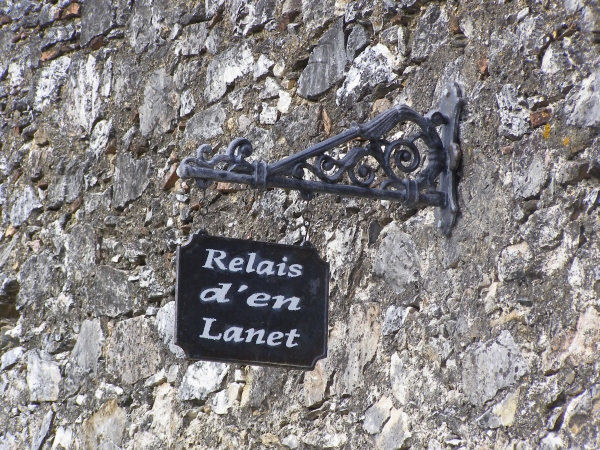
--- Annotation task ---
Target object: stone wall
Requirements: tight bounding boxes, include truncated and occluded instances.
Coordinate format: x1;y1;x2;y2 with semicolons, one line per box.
1;0;600;449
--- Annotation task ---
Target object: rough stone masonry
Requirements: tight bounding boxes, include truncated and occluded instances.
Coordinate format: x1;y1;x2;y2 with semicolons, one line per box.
0;0;599;449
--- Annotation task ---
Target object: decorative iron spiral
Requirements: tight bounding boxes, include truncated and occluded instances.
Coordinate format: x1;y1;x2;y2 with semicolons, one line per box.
384;139;421;174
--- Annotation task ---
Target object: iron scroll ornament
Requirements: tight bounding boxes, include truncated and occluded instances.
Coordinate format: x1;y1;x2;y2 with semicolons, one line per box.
178;83;463;235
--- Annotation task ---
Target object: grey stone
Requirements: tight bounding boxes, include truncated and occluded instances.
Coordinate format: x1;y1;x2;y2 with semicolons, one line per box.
336;303;381;395
41;24;75;50
183;104;227;144
87;265;132;317
565;72;600;128
520;205;566;251
230;0;276;36
496;84;530;140
228;87;250;110
513;155;548;199
396;0;424;12
297;20;345;99
128;0;160;54
18;251;57;308
364;396;393;434
274;104;322;148
39;3;59;28
375;408;412;450
179;361;228;400
1;346;24;370
373;226;420;295
497;241;534;281
71;319;103;374
347;24;369;62
31;409;54;450
85;188;112;214
177;23;209;56
65;224;96;283
411;5;449;62
27;350;61;402
155;301;186;358
206;0;227;19
516;16;547;59
556;161;590;185
106;316;162;385
461;330;529;406
301;0;336;34
205;42;254;103
46;156;84;210
9;185;42;227
259;77;280;100
111;153;151;210
336;44;397;108
80;0;114;45
139;68;179;137
381;306;411;336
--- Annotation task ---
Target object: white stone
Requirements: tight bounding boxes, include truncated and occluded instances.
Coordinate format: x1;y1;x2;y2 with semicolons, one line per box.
565;72;600;127
375;408;411;450
282;434;299;449
277;90;292;114
302;429;348;449
336;44;397;108
179;361;228;400
34;56;72;111
144;369;167;387
62;54;103;133
212;389;230;415
1;346;25;370
496;84;529;140
87;120;112;161
259;103;278;125
155;301;186;358
205;42;254;103
254;54;275;79
364;396;393;434
180;90;196;117
51;427;74;450
27;350;61;402
10;185;43;227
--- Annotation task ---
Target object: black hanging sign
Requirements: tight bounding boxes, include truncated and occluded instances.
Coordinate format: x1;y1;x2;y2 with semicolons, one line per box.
175;233;329;370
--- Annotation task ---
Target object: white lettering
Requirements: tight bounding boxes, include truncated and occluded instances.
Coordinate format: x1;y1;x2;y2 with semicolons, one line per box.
199;283;232;303
199;318;222;340
228;257;244;272
247;292;271;307
245;328;265;344
272;295;301;311
223;327;244;342
287;264;303;277
256;261;275;275
246;252;257;273
203;249;227;270
267;331;284;346
285;329;300;347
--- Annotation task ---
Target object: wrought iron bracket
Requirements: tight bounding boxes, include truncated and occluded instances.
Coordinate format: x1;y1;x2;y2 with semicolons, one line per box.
178;83;463;235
